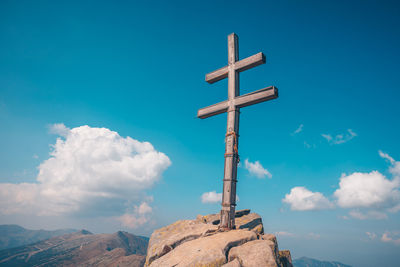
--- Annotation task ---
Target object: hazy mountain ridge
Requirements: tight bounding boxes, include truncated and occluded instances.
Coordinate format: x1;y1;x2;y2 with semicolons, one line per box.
0;229;148;267
0;224;77;250
293;257;352;267
0;225;351;267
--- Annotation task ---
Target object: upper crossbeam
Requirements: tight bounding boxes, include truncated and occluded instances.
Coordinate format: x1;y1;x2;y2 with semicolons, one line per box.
205;52;266;84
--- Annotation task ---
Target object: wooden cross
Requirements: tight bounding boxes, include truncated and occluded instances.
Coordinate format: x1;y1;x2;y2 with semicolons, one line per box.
197;33;278;230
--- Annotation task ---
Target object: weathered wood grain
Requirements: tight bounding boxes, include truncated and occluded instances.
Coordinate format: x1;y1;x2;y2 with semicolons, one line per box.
197;101;229;119
234;52;265;73
235;86;278;108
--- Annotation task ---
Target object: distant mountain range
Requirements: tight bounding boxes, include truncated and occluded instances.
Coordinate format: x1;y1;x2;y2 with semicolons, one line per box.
0;228;148;266
0;224;77;250
0;225;351;267
293;256;352;267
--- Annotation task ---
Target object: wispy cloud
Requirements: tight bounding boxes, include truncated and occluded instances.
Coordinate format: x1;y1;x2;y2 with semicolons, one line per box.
275;231;295;237
244;159;272;179
303;141;316;149
366;232;377;240
381;231;400;245
275;231;321;240
48;123;70;137
307;232;321;240
348;210;388;220
379;150;395;164
291;124;303;135
322;129;357;145
379;150;400;177
201;191;239;204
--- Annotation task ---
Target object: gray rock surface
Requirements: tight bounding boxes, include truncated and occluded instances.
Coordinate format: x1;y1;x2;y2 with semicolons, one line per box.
145;209;293;267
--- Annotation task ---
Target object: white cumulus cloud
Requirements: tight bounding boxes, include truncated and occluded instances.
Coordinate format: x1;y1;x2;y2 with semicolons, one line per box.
201;191;222;204
244;159;272;179
334;151;400;219
334;171;399;209
282;186;334;211
0;124;171;217
322;129;357;145
282;151;400;220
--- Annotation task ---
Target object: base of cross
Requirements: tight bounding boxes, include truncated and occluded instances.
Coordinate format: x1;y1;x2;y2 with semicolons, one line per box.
217;226;236;232
219;209;236;230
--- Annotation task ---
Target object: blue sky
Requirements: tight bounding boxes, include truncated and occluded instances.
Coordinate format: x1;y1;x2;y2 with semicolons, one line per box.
1;1;399;266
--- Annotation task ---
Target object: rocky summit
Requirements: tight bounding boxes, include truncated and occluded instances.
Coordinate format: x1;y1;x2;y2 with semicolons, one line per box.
145;209;293;267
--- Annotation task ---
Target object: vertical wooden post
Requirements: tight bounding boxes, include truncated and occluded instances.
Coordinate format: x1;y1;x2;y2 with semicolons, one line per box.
198;33;278;230
220;33;240;229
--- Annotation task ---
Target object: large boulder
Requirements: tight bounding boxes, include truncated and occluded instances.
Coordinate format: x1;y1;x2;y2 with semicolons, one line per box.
149;230;256;267
228;240;277;267
145;220;218;266
145;209;293;267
